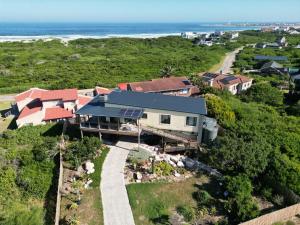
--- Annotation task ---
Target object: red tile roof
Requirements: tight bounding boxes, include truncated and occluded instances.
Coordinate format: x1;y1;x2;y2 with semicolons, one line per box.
94;87;112;95
118;83;128;91
40;89;78;102
122;77;195;93
43;107;73;121
18;101;42;119
15;88;47;102
78;95;92;106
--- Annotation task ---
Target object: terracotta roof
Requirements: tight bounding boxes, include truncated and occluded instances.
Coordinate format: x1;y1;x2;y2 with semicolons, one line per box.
118;83;128;91
40;89;78;102
18;100;42;119
125;77;194;93
94;87;112;95
43;107;73;121
78;95;92;106
15;88;47;102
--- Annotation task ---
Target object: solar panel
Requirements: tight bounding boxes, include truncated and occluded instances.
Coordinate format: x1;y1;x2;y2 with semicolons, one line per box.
117;108;143;119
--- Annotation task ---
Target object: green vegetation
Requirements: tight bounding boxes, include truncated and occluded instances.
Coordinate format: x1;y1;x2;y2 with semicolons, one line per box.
0;37;231;94
0;124;62;225
127;177;203;225
60;146;109;225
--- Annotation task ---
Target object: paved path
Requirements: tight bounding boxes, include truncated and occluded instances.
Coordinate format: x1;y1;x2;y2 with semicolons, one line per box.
101;141;136;225
215;47;244;74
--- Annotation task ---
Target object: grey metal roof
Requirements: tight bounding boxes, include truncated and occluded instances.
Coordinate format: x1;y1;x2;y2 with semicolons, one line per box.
254;55;288;61
76;96;144;119
107;91;207;115
261;61;283;70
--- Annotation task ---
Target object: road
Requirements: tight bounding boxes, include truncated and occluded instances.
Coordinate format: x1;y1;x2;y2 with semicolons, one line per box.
101;141;136;225
215;47;244;74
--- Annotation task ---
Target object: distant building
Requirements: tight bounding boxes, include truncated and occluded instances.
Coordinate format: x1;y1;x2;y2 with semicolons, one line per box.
200;73;253;95
117;76;199;97
181;32;200;39
256;43;267;49
195;39;213;46
230;32;239;39
15;88;92;127
260;61;287;75
290;74;300;93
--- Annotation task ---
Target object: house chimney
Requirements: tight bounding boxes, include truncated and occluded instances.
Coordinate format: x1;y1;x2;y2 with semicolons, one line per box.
209;78;214;87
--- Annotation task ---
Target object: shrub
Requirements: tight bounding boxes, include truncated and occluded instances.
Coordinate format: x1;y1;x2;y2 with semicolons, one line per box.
286;221;296;225
154;161;174;176
273;194;285;207
194;190;212;206
176;205;195;222
225;175;259;222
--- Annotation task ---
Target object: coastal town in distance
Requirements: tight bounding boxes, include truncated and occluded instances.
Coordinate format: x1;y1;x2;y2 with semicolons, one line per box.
0;1;300;225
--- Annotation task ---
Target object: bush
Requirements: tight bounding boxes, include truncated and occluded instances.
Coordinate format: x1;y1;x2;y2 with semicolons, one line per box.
154;161;174;176
194;190;212;206
225;175;259;222
286;221;296;225
176;205;195;222
204;94;236;127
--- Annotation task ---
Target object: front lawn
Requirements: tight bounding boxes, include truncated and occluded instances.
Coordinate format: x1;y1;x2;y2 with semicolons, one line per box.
127;176;214;225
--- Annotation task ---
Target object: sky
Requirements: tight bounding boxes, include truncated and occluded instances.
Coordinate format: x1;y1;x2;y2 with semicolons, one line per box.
0;0;300;23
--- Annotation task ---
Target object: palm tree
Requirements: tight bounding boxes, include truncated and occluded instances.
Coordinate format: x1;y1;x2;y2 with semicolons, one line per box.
160;65;175;78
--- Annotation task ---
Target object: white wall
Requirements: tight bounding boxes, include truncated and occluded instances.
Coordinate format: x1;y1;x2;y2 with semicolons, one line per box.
64;101;76;111
16;110;45;127
17;98;33;112
42;100;63;108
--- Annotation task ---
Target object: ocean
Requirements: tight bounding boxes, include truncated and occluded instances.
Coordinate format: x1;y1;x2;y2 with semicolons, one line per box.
0;22;260;41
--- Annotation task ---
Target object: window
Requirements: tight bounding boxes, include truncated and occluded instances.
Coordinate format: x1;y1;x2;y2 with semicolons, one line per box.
160;115;171;124
186;116;197;126
142;113;148;119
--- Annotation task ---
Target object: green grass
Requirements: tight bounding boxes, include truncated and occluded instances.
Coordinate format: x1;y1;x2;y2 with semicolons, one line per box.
127;177;210;225
89;147;109;188
0;101;12;110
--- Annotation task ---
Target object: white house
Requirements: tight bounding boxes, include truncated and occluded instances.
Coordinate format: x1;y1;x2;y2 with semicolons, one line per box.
76;91;218;149
15;88;92;127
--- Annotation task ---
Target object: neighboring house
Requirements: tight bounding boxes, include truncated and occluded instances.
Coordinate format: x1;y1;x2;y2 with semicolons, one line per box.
254;55;288;62
260;61;287;75
256;43;267;49
266;42;282;49
289;68;300;93
276;37;288;47
76;91;218;150
15;88;92;127
117;77;200;97
295;44;300;49
200;73;253;95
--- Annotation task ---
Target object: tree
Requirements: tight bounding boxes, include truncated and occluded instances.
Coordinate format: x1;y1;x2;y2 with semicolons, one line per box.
225;175;259;223
160;65;175;78
209;132;272;178
204;94;236;127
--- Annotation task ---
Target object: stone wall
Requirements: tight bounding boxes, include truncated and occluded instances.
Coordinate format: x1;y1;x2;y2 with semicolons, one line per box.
240;203;300;225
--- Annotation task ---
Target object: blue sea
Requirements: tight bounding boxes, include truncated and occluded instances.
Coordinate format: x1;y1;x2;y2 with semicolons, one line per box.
0;22;260;40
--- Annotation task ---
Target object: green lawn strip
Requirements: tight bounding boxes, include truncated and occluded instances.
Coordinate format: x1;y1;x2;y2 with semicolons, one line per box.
127;177;202;225
89;147;109;188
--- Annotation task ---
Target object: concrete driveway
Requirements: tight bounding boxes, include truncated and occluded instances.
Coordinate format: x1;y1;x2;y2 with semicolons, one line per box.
101;141;137;225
